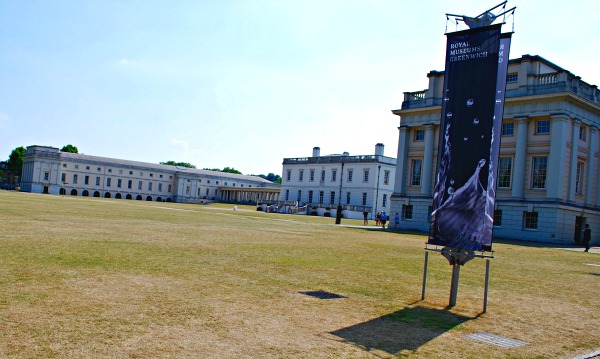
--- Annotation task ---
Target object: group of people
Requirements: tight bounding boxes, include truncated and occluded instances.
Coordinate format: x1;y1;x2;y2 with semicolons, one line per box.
362;210;400;230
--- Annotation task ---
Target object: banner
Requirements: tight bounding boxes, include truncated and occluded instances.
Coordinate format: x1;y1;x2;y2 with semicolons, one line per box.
428;25;511;252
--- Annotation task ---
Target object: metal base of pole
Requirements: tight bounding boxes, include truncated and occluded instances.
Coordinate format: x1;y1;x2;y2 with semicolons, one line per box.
421;251;429;300
449;264;461;307
483;259;491;313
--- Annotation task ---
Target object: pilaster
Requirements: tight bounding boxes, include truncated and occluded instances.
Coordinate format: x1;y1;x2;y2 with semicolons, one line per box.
394;125;409;196
421;124;435;196
512;116;529;199
568;119;580;201
546;114;569;200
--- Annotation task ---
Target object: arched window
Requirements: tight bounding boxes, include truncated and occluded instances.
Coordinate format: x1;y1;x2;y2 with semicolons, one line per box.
146;196;152;201
70;189;77;196
126;194;132;200
60;188;66;195
82;190;89;197
136;195;142;200
166;198;172;202
93;191;100;197
156;197;163;202
115;193;122;199
104;192;111;198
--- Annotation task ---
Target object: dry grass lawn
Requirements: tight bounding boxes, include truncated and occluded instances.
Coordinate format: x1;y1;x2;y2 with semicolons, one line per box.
0;191;598;358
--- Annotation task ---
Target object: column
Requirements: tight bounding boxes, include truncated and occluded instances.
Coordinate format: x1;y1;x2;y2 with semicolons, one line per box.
546;114;569;200
512;116;529;199
393;125;409;196
568;119;580;201
586;127;597;206
421;124;435;196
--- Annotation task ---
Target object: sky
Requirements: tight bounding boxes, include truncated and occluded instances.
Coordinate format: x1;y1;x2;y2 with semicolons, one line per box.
1;0;599;176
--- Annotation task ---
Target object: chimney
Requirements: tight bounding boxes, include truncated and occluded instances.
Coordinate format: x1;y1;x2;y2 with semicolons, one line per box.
342;151;349;156
375;143;384;156
312;147;320;157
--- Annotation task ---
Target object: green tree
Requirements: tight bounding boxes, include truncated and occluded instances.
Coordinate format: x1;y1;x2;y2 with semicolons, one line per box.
60;144;79;153
7;146;26;181
203;167;242;174
258;173;282;183
160;161;196;168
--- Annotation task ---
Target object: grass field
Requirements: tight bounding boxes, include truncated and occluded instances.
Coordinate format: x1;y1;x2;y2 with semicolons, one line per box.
0;191;598;358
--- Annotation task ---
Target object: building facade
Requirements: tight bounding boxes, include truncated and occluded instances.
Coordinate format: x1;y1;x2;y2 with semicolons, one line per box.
21;146;280;204
280;144;396;219
391;55;600;244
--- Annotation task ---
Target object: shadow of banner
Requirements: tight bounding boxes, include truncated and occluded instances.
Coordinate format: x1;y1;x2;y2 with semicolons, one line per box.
330;305;472;356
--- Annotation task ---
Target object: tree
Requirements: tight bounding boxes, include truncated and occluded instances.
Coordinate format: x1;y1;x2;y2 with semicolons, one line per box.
60;144;79;153
7;146;26;181
160;161;196;168
203;167;242;174
257;173;281;183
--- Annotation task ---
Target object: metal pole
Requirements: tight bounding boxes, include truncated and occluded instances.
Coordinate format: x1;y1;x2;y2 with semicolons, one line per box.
421;250;429;300
483;259;491;313
449;263;461;307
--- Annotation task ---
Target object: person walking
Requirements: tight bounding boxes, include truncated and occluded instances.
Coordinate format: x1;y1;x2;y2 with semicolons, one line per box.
380;211;387;229
394;212;400;231
583;224;592;252
363;210;369;226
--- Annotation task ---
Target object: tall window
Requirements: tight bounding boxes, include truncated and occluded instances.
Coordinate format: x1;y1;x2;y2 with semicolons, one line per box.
321;170;326;182
535;120;550;134
523;211;539;229
402;204;413;220
106;178;111;187
297;190;302;202
502;122;514;136
362;193;367;206
85;175;89;185
72;174;78;184
579;126;587;141
299;170;304;182
411;159;423;186
61;173;66;182
286;170;291;181
347;169;353;182
309;169;315;182
363;169;370;183
384;171;390;185
117;179;122;188
531;156;548;189
128;180;132;189
382;194;387;208
285;189;289;201
498;157;512;188
414;129;424;141
576;161;584;194
158;183;162;192
308;190;313;203
331;169;337;182
96;177;101;186
330;191;335;204
138;181;142;190
494;209;503;226
319;191;324;204
346;192;351;205
148;182;152;191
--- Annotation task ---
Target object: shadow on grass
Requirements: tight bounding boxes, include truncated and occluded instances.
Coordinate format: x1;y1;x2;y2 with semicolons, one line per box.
330;305;472;356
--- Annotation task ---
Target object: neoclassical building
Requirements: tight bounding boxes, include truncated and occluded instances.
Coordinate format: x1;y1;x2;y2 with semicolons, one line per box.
21;146;280;204
390;55;600;244
280;144;396;219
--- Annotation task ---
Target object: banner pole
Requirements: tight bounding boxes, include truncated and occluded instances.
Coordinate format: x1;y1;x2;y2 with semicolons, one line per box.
483;258;491;313
421;250;429;300
449;263;460;307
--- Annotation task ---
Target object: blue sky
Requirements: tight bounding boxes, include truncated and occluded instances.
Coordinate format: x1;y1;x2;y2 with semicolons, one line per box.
1;0;598;175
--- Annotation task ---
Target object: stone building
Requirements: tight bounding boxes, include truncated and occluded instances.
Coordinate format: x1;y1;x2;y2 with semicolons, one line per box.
390;55;600;244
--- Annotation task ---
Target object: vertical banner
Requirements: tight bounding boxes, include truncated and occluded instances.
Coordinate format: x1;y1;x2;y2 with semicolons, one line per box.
429;24;511;251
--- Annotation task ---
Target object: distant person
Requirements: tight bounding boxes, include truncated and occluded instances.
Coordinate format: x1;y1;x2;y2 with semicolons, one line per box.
380;211;387;229
583;224;592;252
363;210;369;225
376;212;381;226
394;212;400;231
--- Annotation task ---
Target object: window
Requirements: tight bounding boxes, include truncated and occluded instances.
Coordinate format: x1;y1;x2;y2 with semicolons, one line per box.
331;169;337;182
159;174;163;178
44;172;49;181
576;161;584;194
494;209;503;226
321;170;326;182
108;169;112;173
97;167;101;172
299;170;304;182
148;182;152;191
168;185;172;192
61;173;66;182
129;171;133;175
186;186;191;195
523;211;539;229
535;120;550;134
507;73;518;83
382;194;387;208
85;175;89;185
319;191;324;204
362;193;367;206
206;188;209;196
128;180;132;189
497;157;512;188
414;129;424;141
501;122;514;136
579;126;587;141
297;190;302;202
138;181;142;190
149;173;153;177
347;169;353;182
402;204;413;220
411;159;423;186
119;170;123;174
72;174;78;184
384;170;390;185
363;169;370;183
285;189;289;201
531;157;548;189
309;169;315;182
75;165;79;169
346;192;350;205
96;177;101;186
62;164;67;168
158;183;162;192
117;179;122;188
86;166;90;170
308;190;313;203
286;170;291;181
330;191;335;204
106;178;111;187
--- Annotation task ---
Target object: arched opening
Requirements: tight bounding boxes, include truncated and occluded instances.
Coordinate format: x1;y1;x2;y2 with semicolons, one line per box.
126;194;132;200
115;193;122;199
156;197;163;202
59;188;66;195
146;196;152;201
104;192;111;198
93;191;100;197
166;198;172;202
70;189;78;196
136;195;142;201
82;190;89;197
